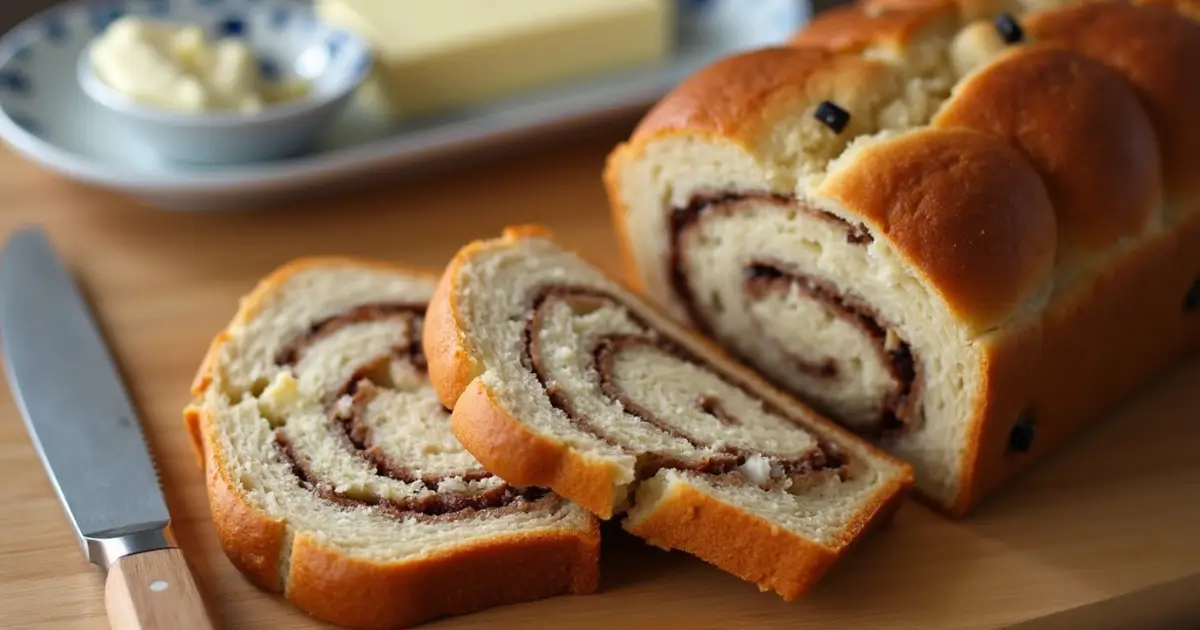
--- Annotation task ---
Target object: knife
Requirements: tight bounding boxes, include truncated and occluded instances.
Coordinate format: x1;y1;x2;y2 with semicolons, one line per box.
0;226;217;630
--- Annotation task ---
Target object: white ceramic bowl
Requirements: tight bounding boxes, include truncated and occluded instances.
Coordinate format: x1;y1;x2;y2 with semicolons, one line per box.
75;2;372;165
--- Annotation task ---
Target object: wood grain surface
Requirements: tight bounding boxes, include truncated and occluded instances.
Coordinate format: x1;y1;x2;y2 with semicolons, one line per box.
0;132;1197;630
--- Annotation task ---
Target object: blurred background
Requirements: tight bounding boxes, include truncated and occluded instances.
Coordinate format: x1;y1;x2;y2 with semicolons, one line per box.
1;1;55;31
0;0;818;210
0;0;843;31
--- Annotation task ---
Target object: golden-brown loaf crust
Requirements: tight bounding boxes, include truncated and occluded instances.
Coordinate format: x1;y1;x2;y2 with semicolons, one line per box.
817;127;1057;330
1144;0;1200;18
1177;212;1200;349
858;0;1025;20
603;0;1200;516
623;470;908;599
931;44;1162;258
789;1;959;53
794;0;1200;50
1022;232;1184;475
798;0;1200;204
183;257;600;630
1023;2;1200;204
616;48;1058;330
944;314;1043;514
628;46;897;147
787;3;945;52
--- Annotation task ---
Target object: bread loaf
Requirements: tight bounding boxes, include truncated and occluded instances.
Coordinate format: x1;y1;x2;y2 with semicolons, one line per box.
423;225;913;601
603;0;1200;515
183;258;599;630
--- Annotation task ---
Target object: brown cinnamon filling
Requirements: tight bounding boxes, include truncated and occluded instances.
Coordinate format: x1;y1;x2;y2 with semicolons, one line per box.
744;262;919;435
275;302;428;369
272;302;547;520
668;192;872;334
523;286;848;487
697;396;739;426
669;192;920;436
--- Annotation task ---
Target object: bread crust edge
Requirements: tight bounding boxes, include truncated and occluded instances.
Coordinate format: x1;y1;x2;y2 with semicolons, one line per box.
184;255;603;629
602;110;1200;517
283;519;601;630
426;230;632;519
449;380;629;520
625;467;910;600
425;225;918;597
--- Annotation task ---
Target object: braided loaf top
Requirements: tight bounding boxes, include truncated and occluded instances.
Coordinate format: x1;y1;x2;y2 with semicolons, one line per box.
605;0;1200;334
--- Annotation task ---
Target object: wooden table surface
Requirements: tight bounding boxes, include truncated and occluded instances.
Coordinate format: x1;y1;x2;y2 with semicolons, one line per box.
0;129;1198;630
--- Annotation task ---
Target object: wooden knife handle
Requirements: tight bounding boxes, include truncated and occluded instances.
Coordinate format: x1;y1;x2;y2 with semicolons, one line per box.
104;548;218;630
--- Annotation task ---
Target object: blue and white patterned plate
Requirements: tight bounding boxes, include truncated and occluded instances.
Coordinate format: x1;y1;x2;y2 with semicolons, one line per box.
74;2;371;165
0;0;809;211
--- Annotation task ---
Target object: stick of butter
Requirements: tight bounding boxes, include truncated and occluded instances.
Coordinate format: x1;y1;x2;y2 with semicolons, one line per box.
315;0;674;118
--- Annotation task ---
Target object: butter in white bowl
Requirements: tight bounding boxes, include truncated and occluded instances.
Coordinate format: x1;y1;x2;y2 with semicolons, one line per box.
315;0;675;118
75;3;372;166
89;16;309;114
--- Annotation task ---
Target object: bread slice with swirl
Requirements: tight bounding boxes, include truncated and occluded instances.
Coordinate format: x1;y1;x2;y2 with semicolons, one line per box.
423;225;914;601
183;258;599;630
604;0;1200;516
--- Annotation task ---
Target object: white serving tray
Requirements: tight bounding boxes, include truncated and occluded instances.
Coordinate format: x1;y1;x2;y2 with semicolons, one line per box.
0;0;809;211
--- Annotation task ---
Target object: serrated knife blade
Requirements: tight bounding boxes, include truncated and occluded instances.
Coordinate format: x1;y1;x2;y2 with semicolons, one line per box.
0;226;170;563
0;226;216;630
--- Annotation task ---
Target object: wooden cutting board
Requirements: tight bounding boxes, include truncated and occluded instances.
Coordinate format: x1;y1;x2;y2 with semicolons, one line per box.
0;131;1197;630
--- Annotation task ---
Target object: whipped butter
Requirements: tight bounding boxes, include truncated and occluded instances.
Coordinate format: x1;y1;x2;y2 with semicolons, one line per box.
89;16;306;113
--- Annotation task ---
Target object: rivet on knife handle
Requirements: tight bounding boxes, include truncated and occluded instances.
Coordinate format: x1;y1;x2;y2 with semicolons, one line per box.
104;548;218;630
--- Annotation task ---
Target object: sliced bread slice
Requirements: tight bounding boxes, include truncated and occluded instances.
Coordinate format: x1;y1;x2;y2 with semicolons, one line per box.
184;258;599;630
424;226;913;601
